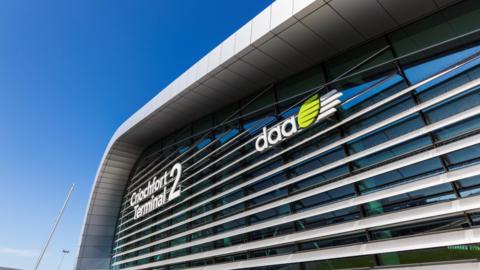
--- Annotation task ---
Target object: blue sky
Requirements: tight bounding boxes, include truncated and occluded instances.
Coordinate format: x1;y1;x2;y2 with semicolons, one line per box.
0;1;272;269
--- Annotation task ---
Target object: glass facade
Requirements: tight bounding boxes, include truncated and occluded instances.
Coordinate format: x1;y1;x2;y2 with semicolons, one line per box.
109;1;480;269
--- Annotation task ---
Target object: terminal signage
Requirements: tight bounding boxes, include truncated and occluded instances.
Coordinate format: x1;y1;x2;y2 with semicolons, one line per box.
129;91;342;220
130;163;182;220
255;90;342;152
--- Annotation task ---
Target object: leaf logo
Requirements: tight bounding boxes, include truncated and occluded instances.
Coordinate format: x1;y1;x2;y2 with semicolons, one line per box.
297;90;343;129
297;94;320;128
254;90;342;152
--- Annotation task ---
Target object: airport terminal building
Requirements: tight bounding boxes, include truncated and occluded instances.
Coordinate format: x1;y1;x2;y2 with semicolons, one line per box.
75;1;480;269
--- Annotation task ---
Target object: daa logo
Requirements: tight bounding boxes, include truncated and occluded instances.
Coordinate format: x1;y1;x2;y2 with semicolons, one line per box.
255;90;342;152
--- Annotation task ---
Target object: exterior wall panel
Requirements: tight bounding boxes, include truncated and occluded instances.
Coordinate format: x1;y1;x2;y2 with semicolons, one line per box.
75;1;480;270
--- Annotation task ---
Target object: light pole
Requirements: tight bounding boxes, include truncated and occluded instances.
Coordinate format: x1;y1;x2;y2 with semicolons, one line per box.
33;184;75;270
56;249;69;270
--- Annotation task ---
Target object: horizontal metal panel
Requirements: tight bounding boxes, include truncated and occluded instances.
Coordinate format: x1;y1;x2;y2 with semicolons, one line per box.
120;49;476;207
84;224;116;237
76;2;472;269
79;245;112;261
95;182;125;192
83;235;115;247
76;258;110;269
114;129;480;250
101;159;134;170
85;214;118;227
125;227;480;269
115;78;480;240
117;59;479;223
112;163;480;263
114;101;480;249
91;205;120;217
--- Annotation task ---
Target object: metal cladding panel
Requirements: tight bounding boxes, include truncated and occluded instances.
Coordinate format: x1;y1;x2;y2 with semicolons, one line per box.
330;0;398;38
377;0;438;24
258;36;314;70
226;59;274;86
241;48;291;79
278;21;336;62
74;1;462;270
301;4;365;51
435;0;462;7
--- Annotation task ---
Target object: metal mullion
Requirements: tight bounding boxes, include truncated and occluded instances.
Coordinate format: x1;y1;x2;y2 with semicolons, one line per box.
119;50;480;226
404;67;465;207
117;59;480;240
117;33;480;268
115;155;480;262
114;80;480;247
336;111;376;266
118;196;480;269
395;57;463;208
272;83;298;237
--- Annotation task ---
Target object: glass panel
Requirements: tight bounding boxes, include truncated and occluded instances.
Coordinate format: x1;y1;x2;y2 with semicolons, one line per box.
196;138;212;150
293;184;355;212
300;233;367;251
303;255;376;270
364;183;455;216
445;144;480;169
296;207;361;231
470;212;480;225
358;158;444;194
291;147;346;177
351;135;432;170
340;74;404;111
347;114;425;154
434;114;480;141
243;115;276;135
457;175;480;197
250;244;296;258
423;87;480;124
378;244;480;266
342;95;417;136
404;44;480;91
215;128;239;144
371;215;468;240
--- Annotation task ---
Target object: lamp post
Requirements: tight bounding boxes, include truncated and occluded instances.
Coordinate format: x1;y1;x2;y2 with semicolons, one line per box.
32;184;75;270
56;249;69;270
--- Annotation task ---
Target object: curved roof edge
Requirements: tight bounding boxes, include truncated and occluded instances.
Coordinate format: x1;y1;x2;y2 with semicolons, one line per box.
74;0;454;269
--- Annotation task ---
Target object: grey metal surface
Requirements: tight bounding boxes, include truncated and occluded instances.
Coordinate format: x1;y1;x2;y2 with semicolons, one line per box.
74;1;463;269
113;165;480;264
114;75;480;235
136;227;480;270
113;81;480;251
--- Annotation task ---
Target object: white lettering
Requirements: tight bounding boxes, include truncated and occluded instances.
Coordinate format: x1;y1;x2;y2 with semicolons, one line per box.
168;163;182;201
281;116;297;137
255;116;298;152
255;127;269;152
130;163;183;220
267;125;282;145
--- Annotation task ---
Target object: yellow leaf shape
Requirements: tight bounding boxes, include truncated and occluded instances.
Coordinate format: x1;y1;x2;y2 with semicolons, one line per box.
297;94;320;129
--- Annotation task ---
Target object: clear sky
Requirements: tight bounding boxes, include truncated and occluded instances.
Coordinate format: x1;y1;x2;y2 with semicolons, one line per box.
0;1;272;269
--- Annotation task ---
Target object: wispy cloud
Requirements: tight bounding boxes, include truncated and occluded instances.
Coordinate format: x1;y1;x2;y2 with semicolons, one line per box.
0;247;38;257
